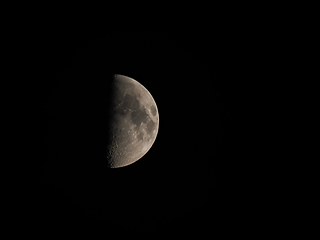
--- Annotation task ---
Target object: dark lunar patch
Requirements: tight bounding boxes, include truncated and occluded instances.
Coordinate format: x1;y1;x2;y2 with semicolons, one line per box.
146;120;156;134
137;132;143;140
115;106;128;115
150;106;157;116
123;94;139;110
115;94;139;116
131;107;149;126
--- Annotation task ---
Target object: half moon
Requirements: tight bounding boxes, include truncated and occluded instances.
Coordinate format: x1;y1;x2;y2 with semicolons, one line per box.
106;74;159;168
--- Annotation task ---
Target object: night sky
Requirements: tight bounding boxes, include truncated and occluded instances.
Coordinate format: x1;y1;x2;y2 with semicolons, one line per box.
33;16;252;237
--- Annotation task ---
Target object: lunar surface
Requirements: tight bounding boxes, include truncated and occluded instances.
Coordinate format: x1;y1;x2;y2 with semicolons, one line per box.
106;74;159;168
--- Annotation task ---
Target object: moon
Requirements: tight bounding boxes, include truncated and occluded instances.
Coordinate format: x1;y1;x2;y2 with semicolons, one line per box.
106;74;159;168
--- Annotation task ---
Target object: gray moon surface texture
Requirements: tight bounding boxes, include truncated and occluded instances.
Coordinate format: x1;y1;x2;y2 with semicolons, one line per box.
106;74;159;168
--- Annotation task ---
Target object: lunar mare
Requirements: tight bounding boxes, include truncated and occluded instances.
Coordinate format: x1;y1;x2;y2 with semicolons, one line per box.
106;74;159;168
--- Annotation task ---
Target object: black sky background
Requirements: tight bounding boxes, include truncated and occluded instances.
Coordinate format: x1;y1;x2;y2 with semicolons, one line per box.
28;14;258;237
